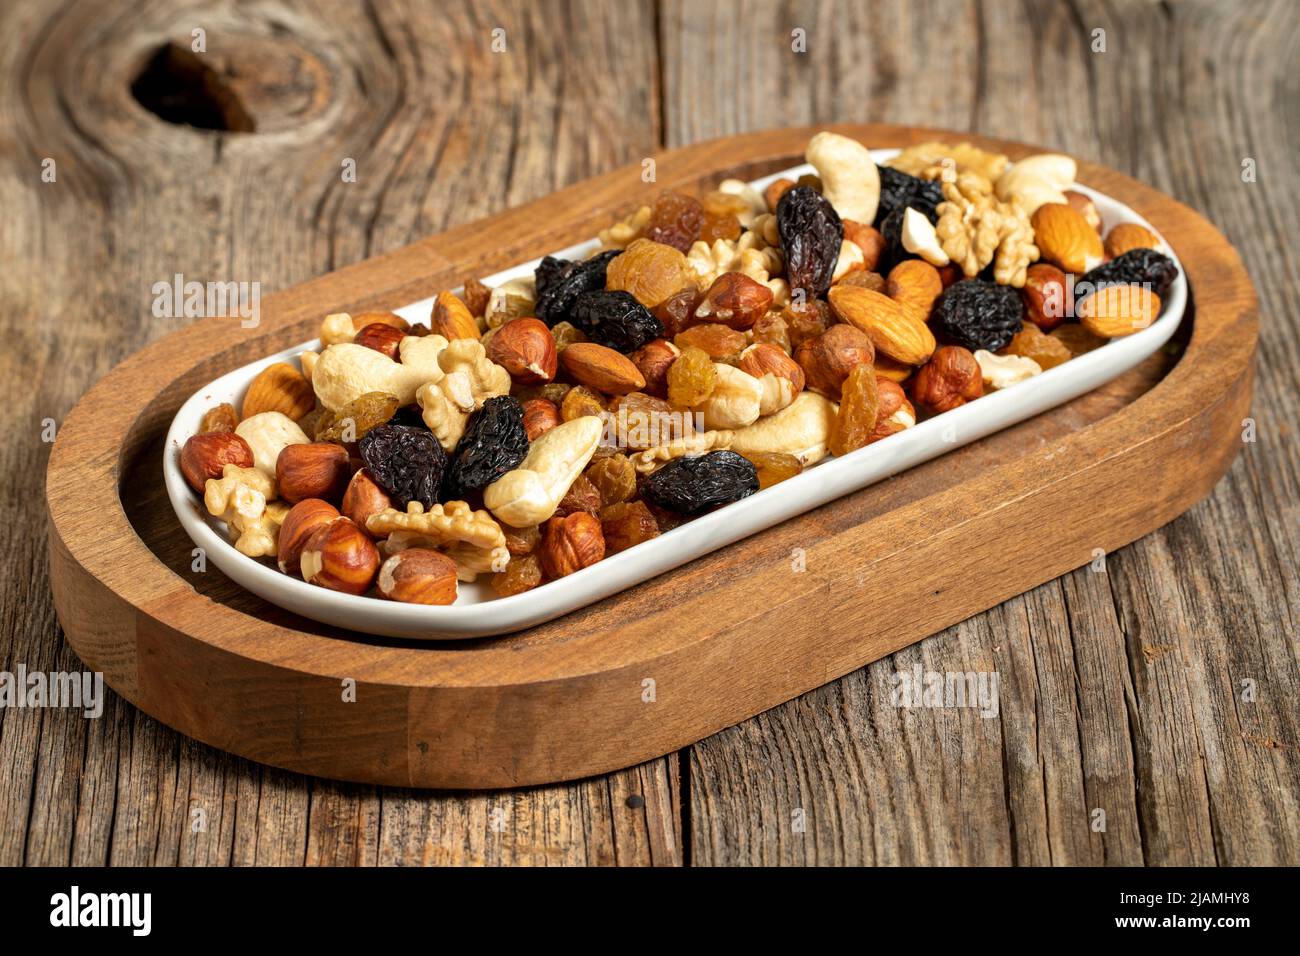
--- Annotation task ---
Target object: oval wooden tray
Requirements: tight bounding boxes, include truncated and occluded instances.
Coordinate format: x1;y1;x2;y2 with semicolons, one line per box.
46;125;1257;789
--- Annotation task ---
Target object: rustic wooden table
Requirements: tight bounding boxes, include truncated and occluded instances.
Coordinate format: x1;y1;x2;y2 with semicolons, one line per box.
3;0;1296;866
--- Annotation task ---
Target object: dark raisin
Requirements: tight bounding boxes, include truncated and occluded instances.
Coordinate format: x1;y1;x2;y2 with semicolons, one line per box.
1077;248;1179;303
570;290;665;353
358;424;447;509
444;396;530;499
534;250;619;326
640;450;759;516
776;186;843;302
933;279;1025;352
876;203;910;275
875;166;942;228
388;404;427;430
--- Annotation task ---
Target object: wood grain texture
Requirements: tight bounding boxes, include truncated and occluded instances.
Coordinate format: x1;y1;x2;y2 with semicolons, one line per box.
3;0;1295;864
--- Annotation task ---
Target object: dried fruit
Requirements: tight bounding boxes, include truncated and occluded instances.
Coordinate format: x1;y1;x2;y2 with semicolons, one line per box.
491;554;544;596
1077;248;1179;302
570;290;664;353
561;385;606;422
699;212;741;244
838;270;885;292
875;165;943;227
606;238;694;309
358;424;447;509
643;191;704;252
534;249;619;326
550;321;586;352
1076;284;1160;338
487;317;557;383
1001;322;1071;370
503;524;540;556
932;280;1024;352
608;392;685;450
673;323;745;361
666;346;717;408
776;186;844;300
783;300;833;349
445;396;530;497
539;512;606;578
199;403;239;434
521;398;561;441
911;345;983;414
640;450;759;516
1051;323;1107;356
462;277;491;317
315;391;400;443
737;451;802;489
180;432;254;493
796;324;874;397
651;286;701;338
692;273;774;329
1021;263;1073;331
585;454;637;505
829;364;880;457
599;500;660;554
554;473;603;517
559;342;647;394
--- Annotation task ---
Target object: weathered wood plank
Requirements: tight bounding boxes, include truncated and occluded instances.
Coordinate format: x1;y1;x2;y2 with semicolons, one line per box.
667;0;1299;865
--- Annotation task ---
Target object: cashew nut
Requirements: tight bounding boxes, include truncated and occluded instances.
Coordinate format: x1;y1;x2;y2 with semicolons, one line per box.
901;207;951;266
697;363;764;430
995;154;1077;215
717;179;767;228
805;131;881;225
486;276;536;329
831;239;866;282
235;412;309;476
483;416;603;527
728;391;838;466
311;336;448;411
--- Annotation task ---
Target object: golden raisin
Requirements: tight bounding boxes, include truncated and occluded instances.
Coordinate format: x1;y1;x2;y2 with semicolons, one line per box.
643;192;704;252
504;524;541;556
829;363;879;457
700;191;751;219
491;555;544;597
1002;323;1071;370
674;323;746;361
550;321;587;352
599;501;661;555
608;392;686;450
315;391;400;443
606;238;694;309
666;346;718;408
555;473;602;516
586;454;637;505
782;300;833;349
462;277;491;317
561;385;606;421
699;212;742;244
738;451;803;489
1050;323;1107;357
199;403;239;434
836;270;886;293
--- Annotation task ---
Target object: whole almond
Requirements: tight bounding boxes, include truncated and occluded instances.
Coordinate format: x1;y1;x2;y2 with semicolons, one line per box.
432;291;481;340
827;285;936;366
885;259;943;318
1077;285;1161;338
1031;202;1104;275
242;362;315;421
559;342;646;395
1104;222;1161;259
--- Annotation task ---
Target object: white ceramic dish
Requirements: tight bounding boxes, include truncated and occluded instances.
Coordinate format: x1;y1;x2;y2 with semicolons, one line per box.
164;150;1187;639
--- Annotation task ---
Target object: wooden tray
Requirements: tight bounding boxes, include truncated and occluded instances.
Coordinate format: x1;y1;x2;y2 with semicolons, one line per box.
46;125;1257;789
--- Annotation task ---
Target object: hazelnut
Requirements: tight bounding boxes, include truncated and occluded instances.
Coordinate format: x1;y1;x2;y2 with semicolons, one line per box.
521;398;561;441
487;317;557;384
538;512;605;579
911;346;983;414
432;290;481;341
277;499;340;575
692;273;773;330
1063;190;1103;234
353;322;406;360
1021;263;1073;331
764;177;795;213
300;516;380;594
629;339;680;398
842;221;886;272
795;324;875;397
376;548;458;605
868;380;914;444
276;442;352;504
739;342;806;395
180;432;254;493
341;468;392;533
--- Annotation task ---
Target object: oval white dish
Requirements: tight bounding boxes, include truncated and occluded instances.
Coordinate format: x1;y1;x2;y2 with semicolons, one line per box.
164;150;1187;639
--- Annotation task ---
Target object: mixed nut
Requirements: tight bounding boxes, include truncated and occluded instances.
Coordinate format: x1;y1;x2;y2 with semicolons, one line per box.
179;132;1178;606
